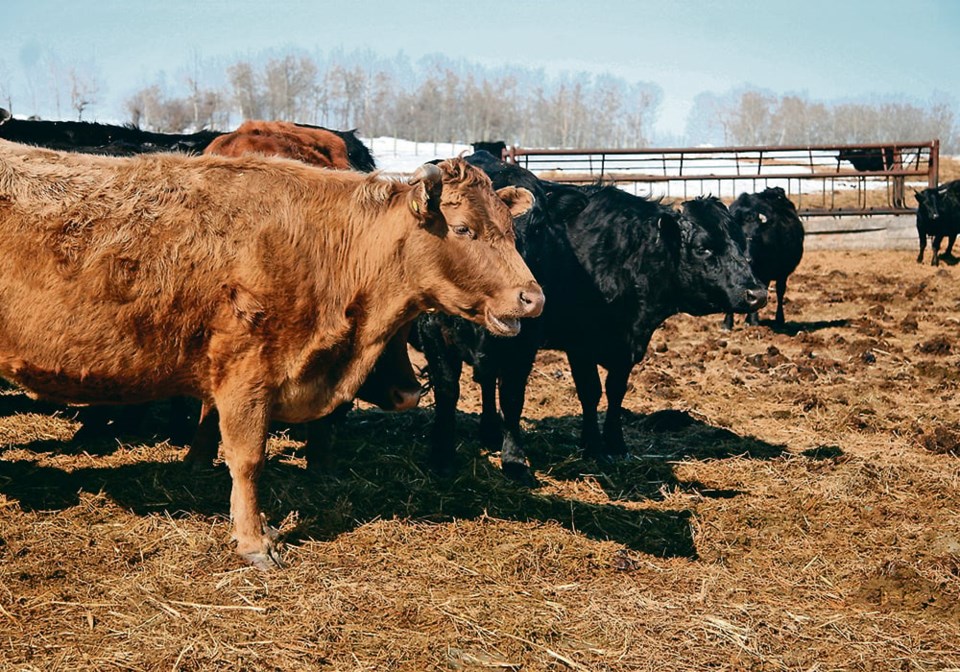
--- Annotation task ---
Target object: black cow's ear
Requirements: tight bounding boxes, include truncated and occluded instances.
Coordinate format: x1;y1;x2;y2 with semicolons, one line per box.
657;211;682;254
497;186;534;218
408;163;443;220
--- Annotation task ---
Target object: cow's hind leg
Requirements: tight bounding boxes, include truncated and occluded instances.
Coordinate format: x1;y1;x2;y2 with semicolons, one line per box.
216;384;280;569
722;313;734;331
774;277;788;327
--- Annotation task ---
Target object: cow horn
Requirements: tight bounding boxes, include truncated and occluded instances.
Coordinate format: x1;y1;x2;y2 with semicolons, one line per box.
0;108;10;125
410;163;442;187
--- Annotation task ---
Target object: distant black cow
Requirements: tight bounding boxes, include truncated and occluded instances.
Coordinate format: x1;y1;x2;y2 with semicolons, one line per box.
0;107;220;155
471;141;508;160
724;187;805;329
838;147;895;172
915;180;960;266
416;158;767;482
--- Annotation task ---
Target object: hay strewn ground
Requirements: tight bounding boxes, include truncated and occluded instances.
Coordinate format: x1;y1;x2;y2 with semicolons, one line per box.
2;249;960;671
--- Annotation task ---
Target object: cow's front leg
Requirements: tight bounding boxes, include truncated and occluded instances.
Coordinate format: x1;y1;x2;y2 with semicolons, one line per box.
216;386;280;569
497;351;538;486
303;403;352;474
567;351;604;459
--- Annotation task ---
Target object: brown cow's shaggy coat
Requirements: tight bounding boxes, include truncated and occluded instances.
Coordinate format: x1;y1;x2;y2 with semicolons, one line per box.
0;140;541;566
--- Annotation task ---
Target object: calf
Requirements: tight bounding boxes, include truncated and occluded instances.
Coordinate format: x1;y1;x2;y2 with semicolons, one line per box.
724;186;805;328
0;142;542;567
916;180;960;266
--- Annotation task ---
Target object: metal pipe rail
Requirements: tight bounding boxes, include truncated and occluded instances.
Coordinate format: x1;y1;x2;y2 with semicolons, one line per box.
505;141;940;217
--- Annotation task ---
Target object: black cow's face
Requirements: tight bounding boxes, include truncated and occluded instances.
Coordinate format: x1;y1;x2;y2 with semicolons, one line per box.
671;198;767;316
916;189;940;220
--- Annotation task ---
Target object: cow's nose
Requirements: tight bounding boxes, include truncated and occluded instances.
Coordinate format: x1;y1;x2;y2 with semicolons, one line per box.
744;288;768;311
389;385;423;412
519;283;545;317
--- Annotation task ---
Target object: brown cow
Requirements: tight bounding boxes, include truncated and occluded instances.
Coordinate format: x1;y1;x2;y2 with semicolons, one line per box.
203;120;351;169
0;140;542;567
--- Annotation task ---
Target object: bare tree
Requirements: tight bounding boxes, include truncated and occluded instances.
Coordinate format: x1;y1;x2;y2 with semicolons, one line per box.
228;61;264;121
69;66;101;121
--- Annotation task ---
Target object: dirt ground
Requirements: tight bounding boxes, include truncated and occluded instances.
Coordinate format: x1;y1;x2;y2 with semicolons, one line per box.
1;248;960;671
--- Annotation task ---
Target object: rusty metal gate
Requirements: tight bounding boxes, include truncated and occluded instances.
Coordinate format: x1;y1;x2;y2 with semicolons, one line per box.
504;141;940;217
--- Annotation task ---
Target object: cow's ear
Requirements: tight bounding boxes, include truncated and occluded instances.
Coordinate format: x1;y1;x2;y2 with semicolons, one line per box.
496;186;534;218
657;211;682;256
408;163;443;220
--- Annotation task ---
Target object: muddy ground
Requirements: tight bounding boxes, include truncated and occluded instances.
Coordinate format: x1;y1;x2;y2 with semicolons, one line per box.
1;248;959;671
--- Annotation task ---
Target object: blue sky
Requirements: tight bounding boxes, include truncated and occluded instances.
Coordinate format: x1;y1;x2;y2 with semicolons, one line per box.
1;0;957;139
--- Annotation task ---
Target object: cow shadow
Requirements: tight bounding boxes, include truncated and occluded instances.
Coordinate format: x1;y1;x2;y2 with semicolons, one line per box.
0;407;698;559
751;317;851;336
491;408;785;503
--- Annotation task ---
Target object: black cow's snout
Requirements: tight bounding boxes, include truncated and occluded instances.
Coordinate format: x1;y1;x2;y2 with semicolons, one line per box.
519;283;545;317
744;288;768;311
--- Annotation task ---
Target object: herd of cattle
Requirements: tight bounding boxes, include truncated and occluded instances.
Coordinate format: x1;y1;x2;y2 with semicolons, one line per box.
0;108;957;568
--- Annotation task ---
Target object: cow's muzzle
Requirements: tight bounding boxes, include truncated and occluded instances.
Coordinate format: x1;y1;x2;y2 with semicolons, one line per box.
743;287;768;312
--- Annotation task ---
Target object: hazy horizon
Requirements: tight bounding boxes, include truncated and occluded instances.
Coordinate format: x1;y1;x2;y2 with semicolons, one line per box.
1;0;958;142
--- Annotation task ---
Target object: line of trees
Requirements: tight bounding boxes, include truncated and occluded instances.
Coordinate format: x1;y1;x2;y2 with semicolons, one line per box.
1;49;957;152
686;88;958;151
119;51;663;149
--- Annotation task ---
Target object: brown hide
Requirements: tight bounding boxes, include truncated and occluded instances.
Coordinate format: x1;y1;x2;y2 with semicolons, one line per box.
0;140;541;566
204;119;421;414
203;120;351;170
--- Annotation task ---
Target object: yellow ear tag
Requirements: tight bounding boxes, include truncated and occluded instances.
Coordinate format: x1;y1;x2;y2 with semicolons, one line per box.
411;200;420;214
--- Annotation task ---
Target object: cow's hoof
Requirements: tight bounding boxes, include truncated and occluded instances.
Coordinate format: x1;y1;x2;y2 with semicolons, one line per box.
240;543;285;570
501;460;538;487
238;517;284;569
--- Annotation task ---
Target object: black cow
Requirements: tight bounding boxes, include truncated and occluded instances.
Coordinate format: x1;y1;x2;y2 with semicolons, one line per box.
724;187;805;328
471;141;508;160
916;180;960;266
0;107;220;155
838;147;894;172
416;156;767;482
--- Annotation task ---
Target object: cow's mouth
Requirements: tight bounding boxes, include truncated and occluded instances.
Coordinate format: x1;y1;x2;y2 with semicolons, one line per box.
485;312;522;337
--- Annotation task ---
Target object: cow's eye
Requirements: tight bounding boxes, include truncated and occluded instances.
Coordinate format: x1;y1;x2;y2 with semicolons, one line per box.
695;246;713;258
452;224;475;238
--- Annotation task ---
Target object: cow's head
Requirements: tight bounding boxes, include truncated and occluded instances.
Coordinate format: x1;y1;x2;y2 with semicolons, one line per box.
916;188;941;221
405;158;543;337
670;196;767;315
